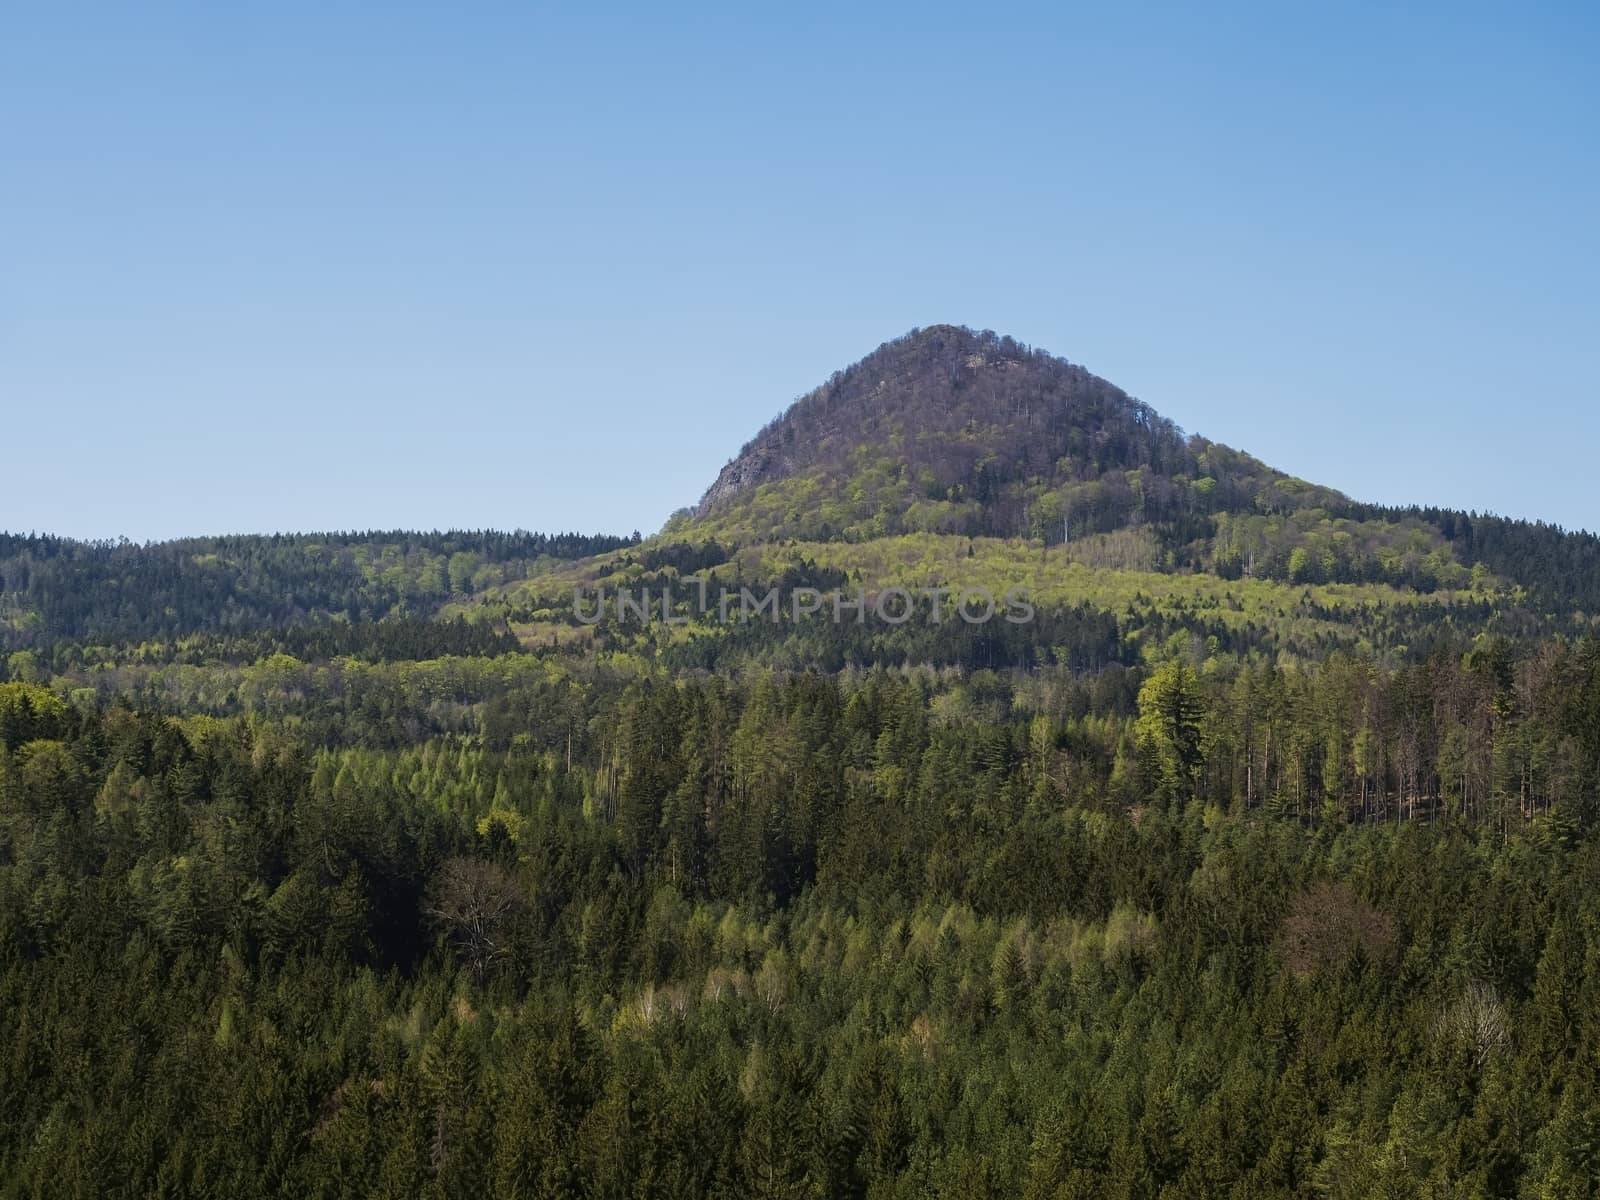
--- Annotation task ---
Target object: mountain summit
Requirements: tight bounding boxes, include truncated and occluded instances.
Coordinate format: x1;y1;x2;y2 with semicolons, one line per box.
689;325;1353;566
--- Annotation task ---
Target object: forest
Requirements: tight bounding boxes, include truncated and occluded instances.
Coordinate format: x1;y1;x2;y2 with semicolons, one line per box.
7;330;1600;1196
6;616;1600;1195
0;531;636;649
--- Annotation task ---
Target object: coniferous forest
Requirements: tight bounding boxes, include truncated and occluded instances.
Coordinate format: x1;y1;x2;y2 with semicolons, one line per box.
7;329;1600;1197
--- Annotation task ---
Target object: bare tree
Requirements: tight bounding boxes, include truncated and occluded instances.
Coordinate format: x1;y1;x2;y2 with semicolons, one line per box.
1438;981;1510;1071
426;857;523;984
1281;882;1396;978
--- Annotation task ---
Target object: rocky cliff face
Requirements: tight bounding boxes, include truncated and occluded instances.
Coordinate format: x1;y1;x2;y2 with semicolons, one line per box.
696;442;792;517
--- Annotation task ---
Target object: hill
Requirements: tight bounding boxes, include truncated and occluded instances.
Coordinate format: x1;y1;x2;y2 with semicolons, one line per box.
679;324;1600;604
695;323;1333;538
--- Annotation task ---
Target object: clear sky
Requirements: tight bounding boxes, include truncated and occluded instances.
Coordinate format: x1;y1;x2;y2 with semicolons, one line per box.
4;1;1596;541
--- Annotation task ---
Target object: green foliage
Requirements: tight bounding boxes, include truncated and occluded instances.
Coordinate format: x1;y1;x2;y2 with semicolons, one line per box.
1;646;1599;1192
1135;660;1204;801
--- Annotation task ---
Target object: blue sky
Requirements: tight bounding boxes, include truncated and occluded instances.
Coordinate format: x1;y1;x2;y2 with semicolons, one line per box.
4;1;1596;540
